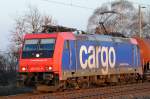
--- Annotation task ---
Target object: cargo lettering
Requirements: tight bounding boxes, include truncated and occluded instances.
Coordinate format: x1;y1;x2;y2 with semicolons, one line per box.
79;45;116;74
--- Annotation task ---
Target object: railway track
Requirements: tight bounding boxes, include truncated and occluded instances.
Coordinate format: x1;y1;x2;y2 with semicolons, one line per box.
0;82;150;99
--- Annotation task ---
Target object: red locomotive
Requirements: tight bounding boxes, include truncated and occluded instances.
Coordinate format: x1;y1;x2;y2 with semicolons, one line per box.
18;25;150;91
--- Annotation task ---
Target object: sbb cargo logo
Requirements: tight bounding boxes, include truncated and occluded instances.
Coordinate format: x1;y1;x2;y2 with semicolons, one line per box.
79;45;116;74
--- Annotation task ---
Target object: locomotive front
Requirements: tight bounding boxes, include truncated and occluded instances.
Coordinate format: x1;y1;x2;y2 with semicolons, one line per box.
18;33;59;86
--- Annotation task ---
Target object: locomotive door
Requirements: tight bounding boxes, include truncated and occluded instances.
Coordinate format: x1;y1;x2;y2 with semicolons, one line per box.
133;45;138;67
62;40;76;71
69;40;76;71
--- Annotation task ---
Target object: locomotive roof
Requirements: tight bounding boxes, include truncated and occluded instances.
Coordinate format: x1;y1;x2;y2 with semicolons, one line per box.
75;33;134;44
24;31;137;44
31;25;130;43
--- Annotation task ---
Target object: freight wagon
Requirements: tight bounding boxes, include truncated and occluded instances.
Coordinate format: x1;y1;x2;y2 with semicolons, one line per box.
135;37;150;80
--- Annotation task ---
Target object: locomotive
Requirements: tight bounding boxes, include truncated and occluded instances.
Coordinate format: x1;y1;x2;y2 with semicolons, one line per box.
18;25;150;90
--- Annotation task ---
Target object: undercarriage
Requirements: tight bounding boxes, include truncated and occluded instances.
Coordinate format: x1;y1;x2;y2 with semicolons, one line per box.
17;72;59;87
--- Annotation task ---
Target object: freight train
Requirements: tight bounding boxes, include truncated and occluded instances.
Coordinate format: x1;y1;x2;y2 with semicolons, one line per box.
18;26;150;90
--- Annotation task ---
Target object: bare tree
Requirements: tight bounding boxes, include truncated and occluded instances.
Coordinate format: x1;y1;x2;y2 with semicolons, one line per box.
87;0;150;38
0;54;6;72
9;6;56;72
11;6;56;48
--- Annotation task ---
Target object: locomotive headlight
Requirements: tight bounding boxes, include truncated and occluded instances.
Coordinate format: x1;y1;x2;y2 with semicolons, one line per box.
22;67;26;71
48;66;52;70
45;66;52;71
36;53;40;58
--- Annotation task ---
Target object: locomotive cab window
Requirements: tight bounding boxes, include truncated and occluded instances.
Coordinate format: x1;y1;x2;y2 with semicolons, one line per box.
39;39;55;51
23;39;39;51
22;38;56;58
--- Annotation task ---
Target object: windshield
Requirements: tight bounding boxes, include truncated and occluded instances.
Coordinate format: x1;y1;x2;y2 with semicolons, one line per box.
23;39;55;51
22;38;56;58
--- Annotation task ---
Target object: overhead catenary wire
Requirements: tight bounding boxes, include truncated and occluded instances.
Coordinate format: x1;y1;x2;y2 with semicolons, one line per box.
41;0;150;23
42;0;150;10
42;0;95;10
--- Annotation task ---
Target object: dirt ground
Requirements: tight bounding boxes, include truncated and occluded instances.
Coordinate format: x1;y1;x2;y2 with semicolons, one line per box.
0;85;33;96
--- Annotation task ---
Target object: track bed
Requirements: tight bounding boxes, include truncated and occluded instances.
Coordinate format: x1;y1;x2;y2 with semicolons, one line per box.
1;82;150;99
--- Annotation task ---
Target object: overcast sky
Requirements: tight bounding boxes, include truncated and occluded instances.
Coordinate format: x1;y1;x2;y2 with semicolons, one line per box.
0;0;150;51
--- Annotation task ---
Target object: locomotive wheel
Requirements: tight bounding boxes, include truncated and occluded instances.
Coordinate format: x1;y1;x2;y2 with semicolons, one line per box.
36;85;58;92
16;80;24;87
24;76;36;87
78;81;89;89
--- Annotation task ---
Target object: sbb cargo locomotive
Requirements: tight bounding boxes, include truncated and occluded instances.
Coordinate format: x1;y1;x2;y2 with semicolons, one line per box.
18;26;150;90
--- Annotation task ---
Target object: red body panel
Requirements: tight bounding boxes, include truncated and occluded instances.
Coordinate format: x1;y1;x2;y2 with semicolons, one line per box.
19;58;53;72
24;33;58;39
19;32;76;80
19;33;58;73
53;32;75;80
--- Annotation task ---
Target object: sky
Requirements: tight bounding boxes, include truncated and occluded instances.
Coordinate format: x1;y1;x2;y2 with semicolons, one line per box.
0;0;150;51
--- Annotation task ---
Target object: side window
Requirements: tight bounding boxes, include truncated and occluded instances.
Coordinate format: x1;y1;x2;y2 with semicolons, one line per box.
64;40;70;50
